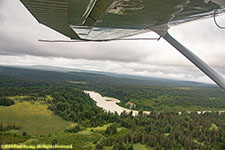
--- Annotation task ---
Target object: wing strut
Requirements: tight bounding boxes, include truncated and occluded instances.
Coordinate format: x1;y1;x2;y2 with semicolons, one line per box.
162;32;225;90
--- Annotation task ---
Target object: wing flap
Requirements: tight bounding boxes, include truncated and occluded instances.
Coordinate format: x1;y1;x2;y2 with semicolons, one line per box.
20;0;80;39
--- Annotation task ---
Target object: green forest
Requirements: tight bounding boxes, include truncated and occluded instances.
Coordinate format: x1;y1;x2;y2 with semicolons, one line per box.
0;66;225;150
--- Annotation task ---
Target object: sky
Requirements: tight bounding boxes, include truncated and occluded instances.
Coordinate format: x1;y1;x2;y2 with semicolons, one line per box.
0;0;225;84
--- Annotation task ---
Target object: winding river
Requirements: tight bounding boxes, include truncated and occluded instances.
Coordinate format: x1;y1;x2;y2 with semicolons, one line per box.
84;91;150;116
84;91;225;116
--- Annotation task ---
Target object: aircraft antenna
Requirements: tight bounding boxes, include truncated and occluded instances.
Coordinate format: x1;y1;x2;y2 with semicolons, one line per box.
214;9;225;29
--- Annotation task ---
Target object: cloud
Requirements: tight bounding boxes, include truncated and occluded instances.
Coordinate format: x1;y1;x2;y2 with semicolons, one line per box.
0;0;152;62
0;55;211;83
0;0;4;8
0;0;225;83
0;2;5;23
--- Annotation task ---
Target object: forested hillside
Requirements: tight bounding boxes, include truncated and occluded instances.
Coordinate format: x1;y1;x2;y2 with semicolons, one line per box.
0;66;212;87
0;66;225;150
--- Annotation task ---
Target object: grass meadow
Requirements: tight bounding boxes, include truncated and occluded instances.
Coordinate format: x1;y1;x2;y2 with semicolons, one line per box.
0;98;73;136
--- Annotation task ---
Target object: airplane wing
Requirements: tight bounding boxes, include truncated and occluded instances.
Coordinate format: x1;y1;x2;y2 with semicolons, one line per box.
20;0;225;40
20;0;80;39
20;0;225;90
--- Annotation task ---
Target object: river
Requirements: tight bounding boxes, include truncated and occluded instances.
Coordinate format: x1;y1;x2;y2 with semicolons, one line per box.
84;91;225;116
84;91;150;116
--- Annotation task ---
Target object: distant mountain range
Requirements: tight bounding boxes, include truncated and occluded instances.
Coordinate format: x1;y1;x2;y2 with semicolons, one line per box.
0;65;216;87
